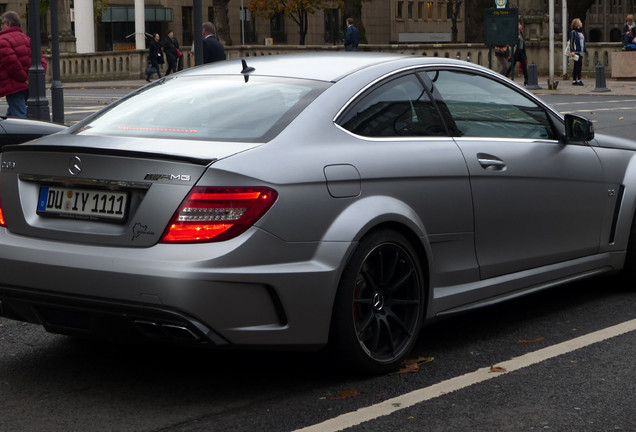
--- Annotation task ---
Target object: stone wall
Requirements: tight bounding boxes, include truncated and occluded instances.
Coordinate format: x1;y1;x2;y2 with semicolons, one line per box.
45;42;623;83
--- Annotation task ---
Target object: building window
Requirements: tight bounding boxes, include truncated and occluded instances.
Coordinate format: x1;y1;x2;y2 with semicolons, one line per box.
99;6;174;51
397;1;404;19
408;2;413;19
427;2;433;19
270;13;286;43
418;1;424;19
182;6;193;47
240;6;256;44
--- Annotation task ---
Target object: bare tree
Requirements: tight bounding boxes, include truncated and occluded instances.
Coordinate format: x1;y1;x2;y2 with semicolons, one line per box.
213;0;233;46
342;0;366;44
441;0;463;43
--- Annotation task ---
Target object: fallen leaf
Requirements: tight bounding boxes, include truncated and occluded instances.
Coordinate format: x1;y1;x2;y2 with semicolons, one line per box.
393;356;434;374
331;388;360;400
516;337;545;345
395;362;420;374
489;366;507;373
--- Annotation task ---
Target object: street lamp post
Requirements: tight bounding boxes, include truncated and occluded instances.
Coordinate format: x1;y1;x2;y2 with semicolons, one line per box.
26;0;50;121
193;0;203;65
50;0;64;124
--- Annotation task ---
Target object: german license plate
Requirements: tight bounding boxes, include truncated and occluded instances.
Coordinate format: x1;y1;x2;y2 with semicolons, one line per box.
37;186;128;222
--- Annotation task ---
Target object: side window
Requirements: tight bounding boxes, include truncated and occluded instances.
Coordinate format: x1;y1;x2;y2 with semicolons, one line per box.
338;74;447;137
425;70;557;140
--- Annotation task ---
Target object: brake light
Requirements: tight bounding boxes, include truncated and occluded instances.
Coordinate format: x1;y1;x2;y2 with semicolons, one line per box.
0;208;4;227
160;187;277;243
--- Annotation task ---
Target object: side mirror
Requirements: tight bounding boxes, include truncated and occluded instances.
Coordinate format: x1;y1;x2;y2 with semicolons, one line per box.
564;114;594;142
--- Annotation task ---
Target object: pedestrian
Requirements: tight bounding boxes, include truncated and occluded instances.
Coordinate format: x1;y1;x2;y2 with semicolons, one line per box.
569;18;586;86
146;33;164;81
344;17;359;51
163;30;181;75
508;20;528;86
494;45;510;76
0;11;47;118
622;14;636;47
202;22;226;64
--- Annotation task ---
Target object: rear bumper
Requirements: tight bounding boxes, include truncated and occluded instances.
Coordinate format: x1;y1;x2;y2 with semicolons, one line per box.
0;227;352;346
0;288;229;345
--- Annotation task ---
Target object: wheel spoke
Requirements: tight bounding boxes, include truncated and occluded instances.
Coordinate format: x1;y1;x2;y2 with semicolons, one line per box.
387;267;414;294
360;266;378;292
390;298;419;306
378;316;396;357
385;309;414;336
370;316;382;352
380;248;400;286
355;310;375;336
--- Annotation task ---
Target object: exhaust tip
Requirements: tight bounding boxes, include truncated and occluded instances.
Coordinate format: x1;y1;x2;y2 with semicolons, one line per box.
133;320;201;341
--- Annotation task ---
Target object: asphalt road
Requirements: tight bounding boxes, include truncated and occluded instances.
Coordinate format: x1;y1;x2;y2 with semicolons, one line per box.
0;90;635;432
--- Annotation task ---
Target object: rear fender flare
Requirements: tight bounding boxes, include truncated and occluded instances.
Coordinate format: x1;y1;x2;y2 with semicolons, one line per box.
613;154;636;251
318;195;433;284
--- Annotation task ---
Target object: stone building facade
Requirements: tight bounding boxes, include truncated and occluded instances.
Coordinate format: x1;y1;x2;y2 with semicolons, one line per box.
0;0;634;53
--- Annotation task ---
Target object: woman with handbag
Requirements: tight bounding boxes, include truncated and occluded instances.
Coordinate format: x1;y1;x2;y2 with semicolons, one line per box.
569;18;586;86
146;33;164;82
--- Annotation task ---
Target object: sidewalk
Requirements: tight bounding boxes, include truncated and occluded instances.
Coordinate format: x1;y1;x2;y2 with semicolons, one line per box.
518;76;636;96
57;76;636;96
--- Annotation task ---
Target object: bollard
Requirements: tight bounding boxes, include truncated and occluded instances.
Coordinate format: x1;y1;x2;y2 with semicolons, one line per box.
526;62;541;90
593;62;610;92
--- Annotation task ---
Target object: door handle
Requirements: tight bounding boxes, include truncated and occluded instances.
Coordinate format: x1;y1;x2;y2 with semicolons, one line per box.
477;153;507;171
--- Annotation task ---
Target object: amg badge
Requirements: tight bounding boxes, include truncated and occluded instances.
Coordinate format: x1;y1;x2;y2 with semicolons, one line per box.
144;173;191;181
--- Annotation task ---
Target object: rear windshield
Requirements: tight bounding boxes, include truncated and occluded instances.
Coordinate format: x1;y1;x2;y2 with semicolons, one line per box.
73;75;328;142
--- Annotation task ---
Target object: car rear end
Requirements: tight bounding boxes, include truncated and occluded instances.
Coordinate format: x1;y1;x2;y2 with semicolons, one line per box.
0;66;344;348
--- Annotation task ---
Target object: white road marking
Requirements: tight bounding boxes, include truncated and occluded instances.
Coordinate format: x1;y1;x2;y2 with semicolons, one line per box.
561;107;635;114
549;99;636;106
293;318;636;432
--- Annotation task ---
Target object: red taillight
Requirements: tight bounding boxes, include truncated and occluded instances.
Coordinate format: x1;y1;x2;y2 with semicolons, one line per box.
0;191;4;227
160;187;278;243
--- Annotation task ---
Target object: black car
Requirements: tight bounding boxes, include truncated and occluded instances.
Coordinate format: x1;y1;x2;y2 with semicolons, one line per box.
0;116;67;146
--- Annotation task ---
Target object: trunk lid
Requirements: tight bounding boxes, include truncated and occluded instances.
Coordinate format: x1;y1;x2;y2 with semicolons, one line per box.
0;135;259;247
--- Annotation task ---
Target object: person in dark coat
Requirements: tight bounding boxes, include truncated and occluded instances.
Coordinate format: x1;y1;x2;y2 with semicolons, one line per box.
622;14;636;46
508;20;528;86
146;33;164;81
0;11;47;118
344;17;359;51
163;30;180;75
202;22;226;64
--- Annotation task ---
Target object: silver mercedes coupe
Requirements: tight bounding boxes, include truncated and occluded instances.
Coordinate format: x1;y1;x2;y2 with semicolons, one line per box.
0;53;634;374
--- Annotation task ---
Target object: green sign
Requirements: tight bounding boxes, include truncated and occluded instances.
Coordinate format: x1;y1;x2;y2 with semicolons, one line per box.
484;8;518;46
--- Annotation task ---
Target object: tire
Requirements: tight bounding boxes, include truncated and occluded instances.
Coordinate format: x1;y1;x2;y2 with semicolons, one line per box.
622;216;636;284
330;229;425;375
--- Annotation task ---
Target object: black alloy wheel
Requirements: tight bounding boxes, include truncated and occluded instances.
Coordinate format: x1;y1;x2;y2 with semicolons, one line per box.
331;229;424;374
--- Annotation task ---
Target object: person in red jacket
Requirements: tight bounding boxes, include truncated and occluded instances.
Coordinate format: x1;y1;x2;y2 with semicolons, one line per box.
0;11;46;118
